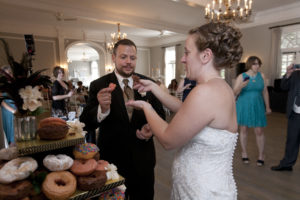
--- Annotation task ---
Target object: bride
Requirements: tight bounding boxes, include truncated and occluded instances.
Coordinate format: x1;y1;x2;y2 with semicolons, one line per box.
126;22;243;200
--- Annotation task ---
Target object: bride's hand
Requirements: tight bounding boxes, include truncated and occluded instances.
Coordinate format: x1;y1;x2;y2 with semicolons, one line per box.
133;79;155;93
126;100;149;110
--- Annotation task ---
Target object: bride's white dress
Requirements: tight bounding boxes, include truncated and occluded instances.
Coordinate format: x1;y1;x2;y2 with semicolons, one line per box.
171;126;238;200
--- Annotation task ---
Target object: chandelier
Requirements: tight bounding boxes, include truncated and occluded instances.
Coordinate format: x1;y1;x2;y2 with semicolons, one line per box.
205;0;253;22
106;23;127;53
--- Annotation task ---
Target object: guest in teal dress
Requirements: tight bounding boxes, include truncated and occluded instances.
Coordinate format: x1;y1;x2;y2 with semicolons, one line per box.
233;56;272;166
0;65;16;146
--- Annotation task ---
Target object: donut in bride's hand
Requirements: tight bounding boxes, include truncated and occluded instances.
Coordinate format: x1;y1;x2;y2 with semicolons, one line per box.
0;157;38;184
43;154;74;171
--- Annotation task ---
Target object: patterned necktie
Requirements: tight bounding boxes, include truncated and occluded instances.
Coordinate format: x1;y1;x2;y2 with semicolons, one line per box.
295;86;300;106
123;79;134;120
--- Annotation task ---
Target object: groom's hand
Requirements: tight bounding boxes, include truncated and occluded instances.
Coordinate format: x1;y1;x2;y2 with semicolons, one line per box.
136;124;152;141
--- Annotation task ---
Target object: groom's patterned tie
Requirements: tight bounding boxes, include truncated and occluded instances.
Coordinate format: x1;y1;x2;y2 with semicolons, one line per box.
123;79;134;120
295;85;300;106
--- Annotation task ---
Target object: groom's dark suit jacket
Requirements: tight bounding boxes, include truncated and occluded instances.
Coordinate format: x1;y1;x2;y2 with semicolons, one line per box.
281;71;300;118
80;72;165;199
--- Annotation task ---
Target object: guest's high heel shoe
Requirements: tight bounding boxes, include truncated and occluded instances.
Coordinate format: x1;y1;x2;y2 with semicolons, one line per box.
256;160;264;166
242;157;250;164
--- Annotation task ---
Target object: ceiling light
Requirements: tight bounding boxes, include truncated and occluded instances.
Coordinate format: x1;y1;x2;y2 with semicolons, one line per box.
106;23;127;54
205;0;253;22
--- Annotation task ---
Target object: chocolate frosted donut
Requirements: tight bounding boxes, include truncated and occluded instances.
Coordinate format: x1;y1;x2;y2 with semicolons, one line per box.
37;124;69;140
77;170;107;191
0;180;32;200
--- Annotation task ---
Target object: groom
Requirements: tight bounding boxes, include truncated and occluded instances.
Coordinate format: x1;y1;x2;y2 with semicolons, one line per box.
271;64;300;171
80;39;165;199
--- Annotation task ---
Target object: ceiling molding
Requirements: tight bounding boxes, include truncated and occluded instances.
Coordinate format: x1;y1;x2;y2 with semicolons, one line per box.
238;1;300;29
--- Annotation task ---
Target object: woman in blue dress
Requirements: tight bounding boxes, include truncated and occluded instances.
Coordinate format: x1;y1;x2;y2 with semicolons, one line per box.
233;56;272;166
0;65;16;146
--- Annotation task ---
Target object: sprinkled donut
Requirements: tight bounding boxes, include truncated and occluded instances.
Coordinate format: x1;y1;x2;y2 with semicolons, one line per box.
43;154;74;171
70;159;98;176
42;171;76;200
73;143;99;160
0;157;38;184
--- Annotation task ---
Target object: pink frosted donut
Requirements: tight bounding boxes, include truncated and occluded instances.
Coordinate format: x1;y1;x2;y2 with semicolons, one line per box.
0;157;38;184
95;160;109;171
73;143;99;160
70;159;97;176
43;154;74;171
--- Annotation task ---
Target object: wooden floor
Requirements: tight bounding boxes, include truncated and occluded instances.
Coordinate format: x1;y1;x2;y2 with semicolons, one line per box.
153;112;300;200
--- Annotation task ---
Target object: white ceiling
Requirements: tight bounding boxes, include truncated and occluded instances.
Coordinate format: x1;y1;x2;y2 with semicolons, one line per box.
0;0;300;47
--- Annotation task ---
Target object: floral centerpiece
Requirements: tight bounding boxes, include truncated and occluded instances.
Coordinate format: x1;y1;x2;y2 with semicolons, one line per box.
0;38;52;141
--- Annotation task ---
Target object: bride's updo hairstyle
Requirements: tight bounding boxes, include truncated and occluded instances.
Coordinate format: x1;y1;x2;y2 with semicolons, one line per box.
189;22;243;69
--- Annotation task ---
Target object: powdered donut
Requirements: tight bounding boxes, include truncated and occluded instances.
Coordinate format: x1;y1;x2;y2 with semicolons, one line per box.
42;171;76;200
73;143;99;160
70;159;97;176
0;157;38;184
0;180;32;200
0;147;18;161
77;170;107;191
43;154;74;171
95;160;109;171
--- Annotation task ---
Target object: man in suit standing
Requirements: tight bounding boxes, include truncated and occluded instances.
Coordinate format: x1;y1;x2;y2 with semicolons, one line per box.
80;39;165;199
271;64;300;171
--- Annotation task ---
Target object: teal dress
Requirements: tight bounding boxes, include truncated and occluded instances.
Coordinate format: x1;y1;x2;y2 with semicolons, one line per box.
1;93;16;144
236;72;266;127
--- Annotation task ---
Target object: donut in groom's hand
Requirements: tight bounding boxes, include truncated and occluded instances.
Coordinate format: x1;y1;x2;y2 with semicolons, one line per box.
108;83;116;91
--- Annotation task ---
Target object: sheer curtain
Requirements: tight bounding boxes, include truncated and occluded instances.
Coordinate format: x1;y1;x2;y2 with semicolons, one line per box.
269;27;282;86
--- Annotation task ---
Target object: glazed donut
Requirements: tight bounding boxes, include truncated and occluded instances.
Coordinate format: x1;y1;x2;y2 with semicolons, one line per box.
73;143;99;160
70;159;97;176
0;180;32;200
0;157;38;184
43;154;74;171
77;170;107;191
95;160;109;171
42;171;76;200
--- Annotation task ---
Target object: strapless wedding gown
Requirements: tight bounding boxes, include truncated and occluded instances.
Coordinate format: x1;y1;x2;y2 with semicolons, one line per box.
171;126;238;200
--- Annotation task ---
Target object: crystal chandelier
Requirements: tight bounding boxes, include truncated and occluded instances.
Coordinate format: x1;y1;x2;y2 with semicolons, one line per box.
205;0;253;22
106;23;127;53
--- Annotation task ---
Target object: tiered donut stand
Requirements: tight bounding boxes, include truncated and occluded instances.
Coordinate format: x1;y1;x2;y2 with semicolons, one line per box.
16;131;125;199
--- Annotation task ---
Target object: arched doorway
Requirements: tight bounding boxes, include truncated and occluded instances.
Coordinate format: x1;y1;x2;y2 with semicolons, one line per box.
66;42;102;87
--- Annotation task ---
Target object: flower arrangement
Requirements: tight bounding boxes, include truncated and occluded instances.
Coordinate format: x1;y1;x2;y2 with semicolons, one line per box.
0;38;52;116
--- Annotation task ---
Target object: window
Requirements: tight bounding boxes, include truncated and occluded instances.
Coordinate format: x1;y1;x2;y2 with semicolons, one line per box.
281;53;295;76
164;46;176;87
281;26;300;77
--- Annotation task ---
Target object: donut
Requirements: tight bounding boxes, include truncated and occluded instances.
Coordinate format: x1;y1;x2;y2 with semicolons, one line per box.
42;171;76;200
73;143;99;160
0;147;18;161
77;170;107;191
109;83;116;91
95;160;109;171
99;187;125;200
43;154;74;171
0;157;38;184
93;152;100;161
37;124;69;140
38;117;66;129
70;159;97;176
0;180;32;200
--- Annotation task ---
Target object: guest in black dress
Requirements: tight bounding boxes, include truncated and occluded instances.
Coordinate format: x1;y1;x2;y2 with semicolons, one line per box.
51;66;74;119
